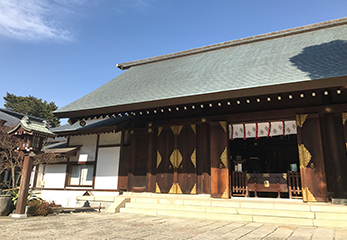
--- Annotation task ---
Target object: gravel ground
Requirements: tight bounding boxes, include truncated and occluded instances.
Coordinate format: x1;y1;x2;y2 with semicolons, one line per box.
0;212;346;240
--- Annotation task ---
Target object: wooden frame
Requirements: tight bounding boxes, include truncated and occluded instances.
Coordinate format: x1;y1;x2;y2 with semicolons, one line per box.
231;171;249;197
287;171;302;199
66;162;95;187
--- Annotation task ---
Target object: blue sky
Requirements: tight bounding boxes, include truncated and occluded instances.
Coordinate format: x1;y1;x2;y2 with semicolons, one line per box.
0;0;346;123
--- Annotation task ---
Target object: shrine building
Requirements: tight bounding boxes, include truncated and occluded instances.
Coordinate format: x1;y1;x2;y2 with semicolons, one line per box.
52;17;347;203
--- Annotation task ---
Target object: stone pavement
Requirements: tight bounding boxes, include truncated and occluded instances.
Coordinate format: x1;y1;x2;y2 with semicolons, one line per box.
0;212;346;240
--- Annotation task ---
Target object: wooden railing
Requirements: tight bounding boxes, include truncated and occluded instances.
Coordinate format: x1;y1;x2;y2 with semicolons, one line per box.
287;171;302;199
248;174;286;198
231;171;248;197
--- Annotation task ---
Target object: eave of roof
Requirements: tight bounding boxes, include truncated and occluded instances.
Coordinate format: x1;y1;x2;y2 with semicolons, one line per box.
45;147;80;156
51;115;131;136
55;75;347;120
43;141;81;157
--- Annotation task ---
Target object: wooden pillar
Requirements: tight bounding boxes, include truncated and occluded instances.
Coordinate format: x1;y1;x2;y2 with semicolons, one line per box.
210;121;229;198
147;127;156;193
14;153;33;217
118;131;130;191
320;113;347;199
127;129;151;192
343;112;347;142
296;114;328;202
343;112;347;153
92;134;100;189
127;131;136;191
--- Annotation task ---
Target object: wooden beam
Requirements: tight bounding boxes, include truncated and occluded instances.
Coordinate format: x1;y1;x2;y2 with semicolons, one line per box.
148;103;347;128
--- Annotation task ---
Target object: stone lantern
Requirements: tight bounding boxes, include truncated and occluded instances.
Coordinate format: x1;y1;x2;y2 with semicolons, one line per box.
8;116;56;218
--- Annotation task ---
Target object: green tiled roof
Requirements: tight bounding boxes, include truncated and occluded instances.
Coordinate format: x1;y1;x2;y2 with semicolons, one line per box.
51;116;131;136
55;18;347;118
8;116;56;137
0;108;46;127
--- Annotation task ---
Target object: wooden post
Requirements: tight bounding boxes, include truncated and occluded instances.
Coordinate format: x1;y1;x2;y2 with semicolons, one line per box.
210;121;229;198
296;114;328;202
13;153;33;218
147;127;156;193
127;131;136;191
118;131;130;192
320;112;347;199
320;113;347;199
343;112;347;146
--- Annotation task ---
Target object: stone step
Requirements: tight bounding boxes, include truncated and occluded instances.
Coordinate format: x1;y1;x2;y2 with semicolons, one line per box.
125;202;210;213
131;196;347;214
128;196;347;214
313;219;347;228
125;202;315;219
120;207;317;226
315;212;347;221
120;204;347;228
120;207;253;222
123;192;211;199
310;204;347;214
118;194;347;228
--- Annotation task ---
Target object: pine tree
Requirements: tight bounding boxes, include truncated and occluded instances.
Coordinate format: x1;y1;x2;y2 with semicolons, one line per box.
3;93;60;127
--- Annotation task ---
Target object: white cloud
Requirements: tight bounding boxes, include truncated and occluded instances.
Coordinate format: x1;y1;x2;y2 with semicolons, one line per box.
0;0;77;41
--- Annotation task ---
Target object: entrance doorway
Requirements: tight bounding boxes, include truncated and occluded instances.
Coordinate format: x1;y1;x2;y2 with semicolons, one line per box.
156;125;197;194
230;135;299;174
229;121;301;198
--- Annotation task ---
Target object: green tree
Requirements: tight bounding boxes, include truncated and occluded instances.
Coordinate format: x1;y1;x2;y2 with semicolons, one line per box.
3;93;60;127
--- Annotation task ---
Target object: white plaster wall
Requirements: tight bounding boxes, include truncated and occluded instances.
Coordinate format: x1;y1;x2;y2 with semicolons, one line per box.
40;190;119;207
35;165;44;188
40;190;85;207
69;135;97;162
43;164;66;188
29;166;36;187
99;132;121;145
94;147;120;190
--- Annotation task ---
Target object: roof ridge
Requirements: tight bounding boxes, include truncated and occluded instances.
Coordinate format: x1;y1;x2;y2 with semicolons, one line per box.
117;17;347;70
0;108;46;122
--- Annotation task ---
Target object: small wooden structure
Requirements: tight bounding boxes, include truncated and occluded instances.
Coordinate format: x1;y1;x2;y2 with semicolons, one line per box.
8;116;55;218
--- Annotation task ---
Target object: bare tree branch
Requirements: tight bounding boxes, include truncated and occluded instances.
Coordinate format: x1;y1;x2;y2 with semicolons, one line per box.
0;125;57;189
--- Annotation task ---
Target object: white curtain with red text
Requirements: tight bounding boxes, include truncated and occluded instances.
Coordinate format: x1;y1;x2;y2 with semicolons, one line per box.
229;121;296;140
